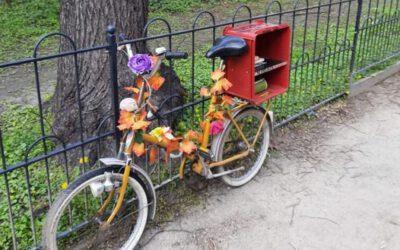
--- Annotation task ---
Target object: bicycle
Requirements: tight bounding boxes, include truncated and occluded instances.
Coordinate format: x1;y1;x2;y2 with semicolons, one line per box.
42;35;273;249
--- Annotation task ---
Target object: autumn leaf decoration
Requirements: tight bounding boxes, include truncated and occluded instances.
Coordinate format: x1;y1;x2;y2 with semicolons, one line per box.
117;109;150;157
132;142;145;157
117;110;150;132
179;140;197;155
118;54;166;158
199;69;236;136
147;73;165;91
200;70;233;104
149;126;180;161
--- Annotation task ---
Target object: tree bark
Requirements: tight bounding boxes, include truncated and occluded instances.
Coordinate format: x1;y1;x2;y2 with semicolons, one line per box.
54;0;149;160
53;0;184;162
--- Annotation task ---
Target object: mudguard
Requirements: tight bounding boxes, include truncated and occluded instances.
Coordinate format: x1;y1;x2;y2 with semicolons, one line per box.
99;158;157;221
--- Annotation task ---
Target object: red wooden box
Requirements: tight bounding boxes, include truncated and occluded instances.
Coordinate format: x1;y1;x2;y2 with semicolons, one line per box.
223;20;291;105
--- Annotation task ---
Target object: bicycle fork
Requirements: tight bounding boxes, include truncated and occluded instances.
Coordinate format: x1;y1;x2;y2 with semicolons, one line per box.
92;161;132;228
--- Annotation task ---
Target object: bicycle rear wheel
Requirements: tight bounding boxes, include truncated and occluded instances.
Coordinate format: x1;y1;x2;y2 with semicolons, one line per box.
42;166;148;249
212;106;270;187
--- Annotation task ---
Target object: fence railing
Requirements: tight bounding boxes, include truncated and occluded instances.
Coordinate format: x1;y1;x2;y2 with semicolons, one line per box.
0;0;399;248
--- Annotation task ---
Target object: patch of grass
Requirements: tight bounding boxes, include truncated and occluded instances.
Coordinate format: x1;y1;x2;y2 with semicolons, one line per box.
0;105;51;248
0;0;59;62
0;104;83;249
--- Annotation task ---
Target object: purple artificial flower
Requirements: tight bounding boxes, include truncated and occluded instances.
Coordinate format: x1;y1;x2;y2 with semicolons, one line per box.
128;54;153;74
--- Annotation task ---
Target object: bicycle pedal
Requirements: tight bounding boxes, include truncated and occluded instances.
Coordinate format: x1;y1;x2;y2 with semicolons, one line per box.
206;166;245;179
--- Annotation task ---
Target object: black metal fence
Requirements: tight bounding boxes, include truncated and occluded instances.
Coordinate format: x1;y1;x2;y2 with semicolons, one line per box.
0;0;399;248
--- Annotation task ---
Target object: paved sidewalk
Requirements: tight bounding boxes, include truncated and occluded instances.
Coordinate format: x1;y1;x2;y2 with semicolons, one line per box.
141;74;400;250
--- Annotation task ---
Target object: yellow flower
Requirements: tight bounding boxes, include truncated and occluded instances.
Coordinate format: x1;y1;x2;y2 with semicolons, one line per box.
60;182;68;190
150;127;165;142
79;156;89;164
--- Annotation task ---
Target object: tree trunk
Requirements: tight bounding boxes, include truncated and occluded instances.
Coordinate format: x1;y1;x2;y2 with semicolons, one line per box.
53;0;184;163
54;0;150;161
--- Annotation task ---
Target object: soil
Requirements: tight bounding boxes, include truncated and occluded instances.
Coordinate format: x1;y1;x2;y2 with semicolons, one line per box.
138;73;400;249
0;64;56;112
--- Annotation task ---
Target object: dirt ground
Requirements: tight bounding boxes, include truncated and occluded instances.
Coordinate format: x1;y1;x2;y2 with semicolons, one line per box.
138;73;400;250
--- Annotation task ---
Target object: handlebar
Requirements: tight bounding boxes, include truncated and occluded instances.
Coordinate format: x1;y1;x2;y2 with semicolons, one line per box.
165;51;188;60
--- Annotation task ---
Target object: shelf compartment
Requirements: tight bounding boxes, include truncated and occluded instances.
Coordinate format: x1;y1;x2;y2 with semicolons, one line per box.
252;84;287;106
223;20;291;104
255;60;287;77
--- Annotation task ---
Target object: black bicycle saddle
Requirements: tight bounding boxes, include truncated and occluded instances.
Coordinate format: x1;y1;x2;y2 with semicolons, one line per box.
205;36;248;59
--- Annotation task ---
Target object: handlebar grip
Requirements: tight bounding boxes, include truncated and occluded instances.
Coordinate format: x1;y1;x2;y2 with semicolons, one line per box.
165;51;188;60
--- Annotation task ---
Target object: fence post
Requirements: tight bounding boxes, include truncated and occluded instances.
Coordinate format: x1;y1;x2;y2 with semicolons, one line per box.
349;0;363;75
106;25;121;151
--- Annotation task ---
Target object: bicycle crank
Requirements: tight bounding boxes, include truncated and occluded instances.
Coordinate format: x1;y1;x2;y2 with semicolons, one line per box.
206;166;245;179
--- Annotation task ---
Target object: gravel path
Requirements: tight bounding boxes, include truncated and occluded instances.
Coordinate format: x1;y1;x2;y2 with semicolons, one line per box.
140;73;400;250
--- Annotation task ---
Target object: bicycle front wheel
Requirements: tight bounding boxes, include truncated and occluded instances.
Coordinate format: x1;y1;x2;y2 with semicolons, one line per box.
42;166;148;250
212;106;271;187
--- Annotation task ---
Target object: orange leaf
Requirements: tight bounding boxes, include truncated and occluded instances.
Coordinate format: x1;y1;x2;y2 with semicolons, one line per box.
132;142;145;157
136;77;144;87
219;78;232;91
131;120;151;131
149;147;157;164
166;140;180;153
210;80;222;94
150;56;159;66
221;95;234;105
213;111;225;121
124;86;140;93
139;109;147;120
117;111;134;130
185;130;202;142
179;140;197;155
211;69;225;81
165;140;180;162
148;75;165;91
200;121;206;130
200;87;210;97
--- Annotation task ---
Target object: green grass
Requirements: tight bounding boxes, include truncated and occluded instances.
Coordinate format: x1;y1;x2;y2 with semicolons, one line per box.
0;105;50;248
0;0;59;62
0;0;253;62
